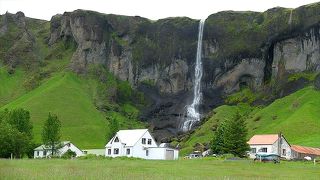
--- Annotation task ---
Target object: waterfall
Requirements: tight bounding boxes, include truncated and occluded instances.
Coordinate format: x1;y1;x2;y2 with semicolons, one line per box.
288;9;293;25
181;19;205;132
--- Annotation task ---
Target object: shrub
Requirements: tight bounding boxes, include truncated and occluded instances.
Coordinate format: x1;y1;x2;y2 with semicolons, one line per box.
78;154;110;160
61;149;77;159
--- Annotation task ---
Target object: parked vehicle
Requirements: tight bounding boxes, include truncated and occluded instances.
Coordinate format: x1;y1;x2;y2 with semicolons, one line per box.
254;153;280;163
184;152;202;159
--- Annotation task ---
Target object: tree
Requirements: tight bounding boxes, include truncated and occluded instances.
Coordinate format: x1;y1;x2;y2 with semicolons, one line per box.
7;109;32;138
106;116;119;142
0;108;32;158
0;121;28;158
223;112;250;157
211;121;226;155
211;112;250;157
42;113;61;157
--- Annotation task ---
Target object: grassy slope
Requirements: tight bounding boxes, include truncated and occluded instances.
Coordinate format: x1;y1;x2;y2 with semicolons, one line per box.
0;159;319;179
248;86;320;147
1;72;108;148
181;86;320;155
0;67;26;106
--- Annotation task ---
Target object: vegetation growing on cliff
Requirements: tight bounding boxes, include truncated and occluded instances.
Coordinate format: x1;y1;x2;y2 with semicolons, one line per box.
204;3;320;61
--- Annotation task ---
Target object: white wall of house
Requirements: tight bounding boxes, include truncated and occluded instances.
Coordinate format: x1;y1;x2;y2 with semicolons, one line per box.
249;144;274;158
34;150;44;158
34;149;53;158
274;137;291;159
147;148;179;160
131;131;158;159
105;139;125;158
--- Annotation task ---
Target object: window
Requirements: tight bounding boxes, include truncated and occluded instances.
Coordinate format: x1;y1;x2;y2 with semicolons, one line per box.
43;150;47;156
251;148;256;153
282;149;286;156
114;137;119;142
126;149;130;155
108;149;111;155
114;148;119;155
260;148;267;153
142;138;146;144
37;151;39;156
146;150;149;156
147;139;152;145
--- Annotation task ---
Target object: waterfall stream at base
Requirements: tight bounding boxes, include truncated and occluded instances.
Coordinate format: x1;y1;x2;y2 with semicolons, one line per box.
181;19;205;132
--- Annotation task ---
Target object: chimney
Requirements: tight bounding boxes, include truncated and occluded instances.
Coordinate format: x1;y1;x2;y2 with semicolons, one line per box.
278;132;282;156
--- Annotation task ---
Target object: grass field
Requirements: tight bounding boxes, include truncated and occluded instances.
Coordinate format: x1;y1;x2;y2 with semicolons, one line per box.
0;159;319;179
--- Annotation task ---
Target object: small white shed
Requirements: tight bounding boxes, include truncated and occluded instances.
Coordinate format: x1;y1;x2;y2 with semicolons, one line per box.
34;141;83;158
105;129;179;160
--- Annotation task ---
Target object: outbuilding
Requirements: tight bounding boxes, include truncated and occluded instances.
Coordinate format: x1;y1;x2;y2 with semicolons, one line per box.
291;145;320;160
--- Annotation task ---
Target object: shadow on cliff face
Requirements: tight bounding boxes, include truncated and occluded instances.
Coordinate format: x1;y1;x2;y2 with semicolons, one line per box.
138;84;224;142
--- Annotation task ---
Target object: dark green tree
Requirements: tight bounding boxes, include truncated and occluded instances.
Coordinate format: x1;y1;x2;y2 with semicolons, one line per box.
211;112;250;157
0;121;28;158
42;113;61;157
211;121;226;155
7;109;32;138
223;112;250;157
106;116;119;142
0;108;32;158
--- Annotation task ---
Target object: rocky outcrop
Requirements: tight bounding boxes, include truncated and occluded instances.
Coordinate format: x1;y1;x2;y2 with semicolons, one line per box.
214;58;265;93
0;12;36;69
272;27;320;79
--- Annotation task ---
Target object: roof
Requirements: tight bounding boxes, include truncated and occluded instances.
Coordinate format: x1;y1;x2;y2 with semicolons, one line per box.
105;129;149;147
291;145;320;156
248;134;279;145
34;141;71;150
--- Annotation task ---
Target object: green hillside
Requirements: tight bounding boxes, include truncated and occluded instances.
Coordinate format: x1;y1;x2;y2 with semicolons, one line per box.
1;71;145;148
179;86;320;155
0;67;26;106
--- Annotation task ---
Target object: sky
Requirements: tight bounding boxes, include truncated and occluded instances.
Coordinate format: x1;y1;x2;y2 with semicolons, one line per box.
0;0;319;21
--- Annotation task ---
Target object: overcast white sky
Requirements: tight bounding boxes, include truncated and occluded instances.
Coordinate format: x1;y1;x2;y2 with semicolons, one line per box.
0;0;319;20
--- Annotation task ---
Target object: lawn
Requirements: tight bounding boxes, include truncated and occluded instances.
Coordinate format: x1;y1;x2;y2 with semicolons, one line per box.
0;159;319;179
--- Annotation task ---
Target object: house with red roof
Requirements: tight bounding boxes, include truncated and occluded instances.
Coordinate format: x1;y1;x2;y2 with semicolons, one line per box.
247;134;291;159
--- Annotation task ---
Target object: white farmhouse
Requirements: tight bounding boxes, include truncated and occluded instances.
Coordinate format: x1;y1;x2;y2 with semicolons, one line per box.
247;134;291;159
105;129;179;160
34;141;83;158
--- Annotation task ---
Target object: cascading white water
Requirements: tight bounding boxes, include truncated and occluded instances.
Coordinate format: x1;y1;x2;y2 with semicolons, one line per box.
181;19;205;132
